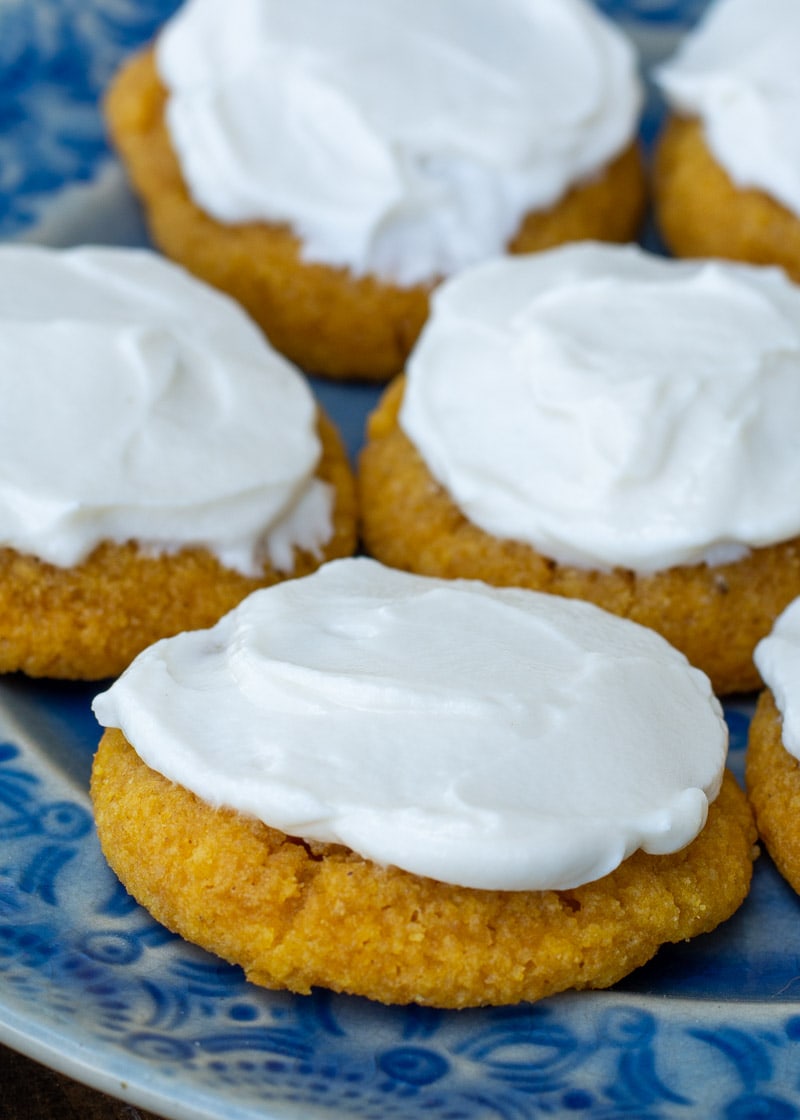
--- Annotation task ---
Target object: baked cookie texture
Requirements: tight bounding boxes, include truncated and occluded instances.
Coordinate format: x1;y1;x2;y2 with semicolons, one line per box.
358;379;800;696
746;691;800;894
654;117;800;283
91;728;756;1009
105;49;647;382
0;412;356;680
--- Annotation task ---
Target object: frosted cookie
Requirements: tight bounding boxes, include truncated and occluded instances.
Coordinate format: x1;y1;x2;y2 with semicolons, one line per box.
0;246;356;680
91;558;756;1008
654;0;800;281
358;243;800;695
105;0;646;380
746;599;800;893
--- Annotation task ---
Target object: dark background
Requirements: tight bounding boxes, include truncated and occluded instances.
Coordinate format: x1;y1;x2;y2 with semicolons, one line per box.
0;1045;163;1120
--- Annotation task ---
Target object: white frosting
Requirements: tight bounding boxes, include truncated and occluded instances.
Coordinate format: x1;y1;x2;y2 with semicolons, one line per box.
656;0;800;218
93;557;727;892
0;245;332;575
400;242;800;574
155;0;642;287
755;598;800;760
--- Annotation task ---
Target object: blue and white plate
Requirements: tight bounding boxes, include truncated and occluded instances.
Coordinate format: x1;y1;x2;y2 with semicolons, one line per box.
3;3;800;1118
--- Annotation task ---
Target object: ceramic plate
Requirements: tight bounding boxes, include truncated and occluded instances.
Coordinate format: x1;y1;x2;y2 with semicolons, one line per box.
3;2;800;1118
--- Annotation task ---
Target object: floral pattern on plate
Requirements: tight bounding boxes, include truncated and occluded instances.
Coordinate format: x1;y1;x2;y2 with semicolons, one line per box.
1;680;799;1120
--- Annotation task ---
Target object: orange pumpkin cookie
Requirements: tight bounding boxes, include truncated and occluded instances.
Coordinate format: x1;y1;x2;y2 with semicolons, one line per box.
358;244;800;695
105;0;646;381
746;597;800;892
654;117;800;283
0;410;355;680
0;244;357;679
746;691;800;892
91;560;755;1007
92;735;754;1008
654;0;800;279
359;378;800;696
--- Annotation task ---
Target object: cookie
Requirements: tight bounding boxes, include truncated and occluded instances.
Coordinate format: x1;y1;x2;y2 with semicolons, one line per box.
0;409;355;679
92;734;754;1008
654;0;800;280
654;117;800;283
358;245;800;694
746;692;800;892
91;559;756;1007
0;245;356;679
105;0;646;380
746;598;800;892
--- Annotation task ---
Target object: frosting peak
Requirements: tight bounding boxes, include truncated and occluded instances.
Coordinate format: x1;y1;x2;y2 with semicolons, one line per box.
156;0;642;286
93;558;726;892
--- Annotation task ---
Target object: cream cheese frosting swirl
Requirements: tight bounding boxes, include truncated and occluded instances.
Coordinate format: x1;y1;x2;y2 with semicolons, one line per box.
0;245;331;575
755;598;800;761
400;242;800;574
92;558;726;892
656;0;800;219
155;0;642;286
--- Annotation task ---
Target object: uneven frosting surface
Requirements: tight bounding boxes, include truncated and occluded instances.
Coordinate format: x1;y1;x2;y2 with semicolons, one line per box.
156;0;641;286
656;0;800;217
400;243;800;573
0;245;330;574
93;558;726;892
755;598;800;760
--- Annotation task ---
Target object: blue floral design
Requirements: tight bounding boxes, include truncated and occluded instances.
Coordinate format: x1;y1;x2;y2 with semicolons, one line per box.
0;0;181;237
